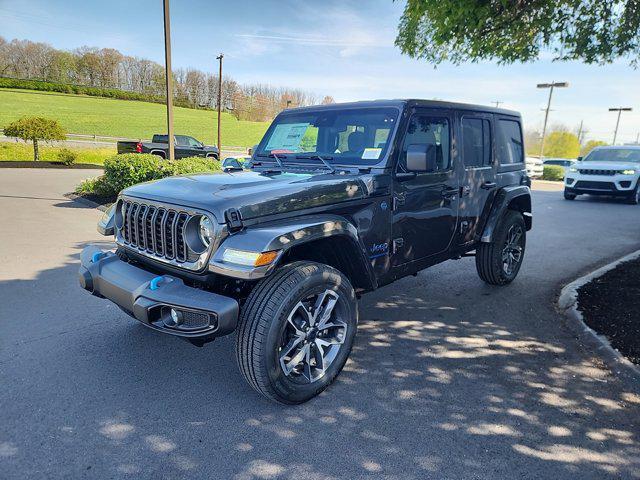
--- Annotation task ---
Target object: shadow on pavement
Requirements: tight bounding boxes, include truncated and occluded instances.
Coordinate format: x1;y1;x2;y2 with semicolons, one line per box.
1;243;639;480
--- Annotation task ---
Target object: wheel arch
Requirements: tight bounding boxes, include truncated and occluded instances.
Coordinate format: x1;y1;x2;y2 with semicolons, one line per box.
479;186;532;243
209;214;377;291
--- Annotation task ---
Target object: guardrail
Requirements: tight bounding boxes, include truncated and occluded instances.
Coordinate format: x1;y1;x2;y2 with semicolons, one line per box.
0;130;248;152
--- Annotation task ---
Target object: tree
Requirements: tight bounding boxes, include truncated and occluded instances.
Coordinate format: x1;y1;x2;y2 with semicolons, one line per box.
396;0;640;65
4;116;66;161
543;131;581;158
581;140;608;156
321;96;335;104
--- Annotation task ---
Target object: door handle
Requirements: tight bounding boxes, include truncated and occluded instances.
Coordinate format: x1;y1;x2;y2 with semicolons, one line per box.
481;181;497;190
441;186;458;198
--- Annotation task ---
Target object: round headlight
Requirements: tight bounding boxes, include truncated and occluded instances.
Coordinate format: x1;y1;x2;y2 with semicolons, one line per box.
199;216;214;247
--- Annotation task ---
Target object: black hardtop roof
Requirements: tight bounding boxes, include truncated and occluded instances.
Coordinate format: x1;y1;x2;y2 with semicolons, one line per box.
285;99;520;117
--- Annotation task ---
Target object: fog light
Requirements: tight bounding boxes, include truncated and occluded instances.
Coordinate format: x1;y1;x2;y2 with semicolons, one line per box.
164;308;183;327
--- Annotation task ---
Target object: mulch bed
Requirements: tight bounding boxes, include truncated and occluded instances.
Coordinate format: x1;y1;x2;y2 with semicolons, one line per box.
577;257;640;365
64;192;115;209
0;161;102;169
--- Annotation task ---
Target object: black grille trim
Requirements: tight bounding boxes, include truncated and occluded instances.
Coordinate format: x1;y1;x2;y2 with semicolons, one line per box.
574;181;617;191
578;169;616;176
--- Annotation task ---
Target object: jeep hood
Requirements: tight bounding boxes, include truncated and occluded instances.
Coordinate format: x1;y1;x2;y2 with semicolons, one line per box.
122;170;368;222
575;161;639;170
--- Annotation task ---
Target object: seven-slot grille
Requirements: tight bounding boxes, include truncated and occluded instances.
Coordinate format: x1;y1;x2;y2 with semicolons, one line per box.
120;200;191;263
579;169;616;176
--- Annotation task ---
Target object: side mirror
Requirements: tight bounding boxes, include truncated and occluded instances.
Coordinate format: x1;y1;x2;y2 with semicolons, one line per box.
576;156;583;162
406;144;437;173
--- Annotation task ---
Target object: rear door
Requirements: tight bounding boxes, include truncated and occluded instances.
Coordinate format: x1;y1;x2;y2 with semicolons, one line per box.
391;109;459;266
458;112;496;244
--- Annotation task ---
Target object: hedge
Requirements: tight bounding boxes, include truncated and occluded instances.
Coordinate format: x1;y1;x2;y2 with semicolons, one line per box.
0;77;201;109
76;153;222;197
542;164;565;181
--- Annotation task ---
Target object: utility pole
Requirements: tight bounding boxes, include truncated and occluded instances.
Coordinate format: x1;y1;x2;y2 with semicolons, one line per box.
537;81;568;159
216;54;224;153
608;107;632;145
493;101;502;108
577;120;584;144
162;0;175;160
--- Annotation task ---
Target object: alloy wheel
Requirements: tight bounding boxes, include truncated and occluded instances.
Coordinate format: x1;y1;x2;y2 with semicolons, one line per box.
501;224;524;275
278;290;347;383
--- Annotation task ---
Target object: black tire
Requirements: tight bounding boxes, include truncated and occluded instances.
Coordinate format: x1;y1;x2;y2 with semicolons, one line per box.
476;210;526;286
625;185;639;205
564;191;577;200
235;261;358;404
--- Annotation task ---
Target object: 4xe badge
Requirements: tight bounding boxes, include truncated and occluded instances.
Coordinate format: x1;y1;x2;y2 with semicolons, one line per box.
370;242;389;259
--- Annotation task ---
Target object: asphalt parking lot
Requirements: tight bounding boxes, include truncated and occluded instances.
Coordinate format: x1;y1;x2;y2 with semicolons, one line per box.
1;169;639;479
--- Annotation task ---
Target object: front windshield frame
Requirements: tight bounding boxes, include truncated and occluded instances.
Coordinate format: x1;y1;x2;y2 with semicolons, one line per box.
584;148;640;163
254;105;402;168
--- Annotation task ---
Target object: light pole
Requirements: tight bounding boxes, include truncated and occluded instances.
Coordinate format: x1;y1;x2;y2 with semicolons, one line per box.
609;107;632;145
537;81;568;159
162;0;175;160
493;100;503;108
216;54;223;154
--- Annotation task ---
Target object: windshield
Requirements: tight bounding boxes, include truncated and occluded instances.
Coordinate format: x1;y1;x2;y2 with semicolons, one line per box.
584;148;640;163
256;107;399;165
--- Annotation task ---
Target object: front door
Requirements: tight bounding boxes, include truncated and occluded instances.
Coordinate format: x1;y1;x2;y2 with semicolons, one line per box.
391;110;459;266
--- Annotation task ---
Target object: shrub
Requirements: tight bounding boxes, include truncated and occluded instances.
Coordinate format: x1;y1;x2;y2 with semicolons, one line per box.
57;148;77;165
98;154;222;195
160;156;221;176
103;153;162;193
542;164;565;181
76;175;116;197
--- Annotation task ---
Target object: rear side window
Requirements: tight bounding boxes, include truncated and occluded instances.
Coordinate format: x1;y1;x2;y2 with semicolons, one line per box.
497;119;524;165
462;118;492;168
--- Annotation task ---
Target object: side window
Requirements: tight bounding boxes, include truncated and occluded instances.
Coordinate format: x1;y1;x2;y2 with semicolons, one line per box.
497;119;524;165
401;115;450;171
186;136;201;147
175;135;189;147
462;118;492;168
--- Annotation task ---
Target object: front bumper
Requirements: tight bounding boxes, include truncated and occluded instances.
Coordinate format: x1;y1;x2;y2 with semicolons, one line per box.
565;175;638;196
79;245;239;344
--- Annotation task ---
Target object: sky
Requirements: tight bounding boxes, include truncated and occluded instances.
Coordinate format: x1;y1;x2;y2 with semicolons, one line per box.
1;0;639;143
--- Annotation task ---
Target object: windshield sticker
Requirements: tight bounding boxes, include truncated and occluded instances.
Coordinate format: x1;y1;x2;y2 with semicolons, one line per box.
265;123;310;152
362;148;382;160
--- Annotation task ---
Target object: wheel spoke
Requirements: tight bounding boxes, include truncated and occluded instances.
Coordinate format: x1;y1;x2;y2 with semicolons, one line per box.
287;301;312;334
283;343;309;375
312;290;338;328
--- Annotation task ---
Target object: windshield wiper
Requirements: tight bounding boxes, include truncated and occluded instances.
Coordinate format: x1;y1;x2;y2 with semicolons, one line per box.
296;154;336;173
256;152;284;168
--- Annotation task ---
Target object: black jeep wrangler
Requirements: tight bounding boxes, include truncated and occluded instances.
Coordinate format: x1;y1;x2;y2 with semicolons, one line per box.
80;100;532;404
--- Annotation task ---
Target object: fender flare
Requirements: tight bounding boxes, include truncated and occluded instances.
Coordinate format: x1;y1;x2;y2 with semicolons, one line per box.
479;186;532;243
208;214;375;285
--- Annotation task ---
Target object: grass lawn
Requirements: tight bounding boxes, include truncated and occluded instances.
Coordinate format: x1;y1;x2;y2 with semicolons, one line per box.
0;88;270;148
0;141;114;165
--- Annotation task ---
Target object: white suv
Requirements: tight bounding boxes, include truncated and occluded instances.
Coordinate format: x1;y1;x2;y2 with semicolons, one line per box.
564;146;640;205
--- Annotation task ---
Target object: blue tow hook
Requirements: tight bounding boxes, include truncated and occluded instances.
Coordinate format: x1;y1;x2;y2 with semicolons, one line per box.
149;276;166;291
91;251;105;263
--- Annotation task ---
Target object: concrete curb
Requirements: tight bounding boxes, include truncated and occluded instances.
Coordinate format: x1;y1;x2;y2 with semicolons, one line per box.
558;249;640;386
0;161;103;169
